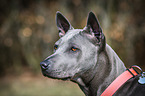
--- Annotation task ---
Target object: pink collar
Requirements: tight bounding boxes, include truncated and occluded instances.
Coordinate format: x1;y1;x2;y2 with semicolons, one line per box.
101;65;142;96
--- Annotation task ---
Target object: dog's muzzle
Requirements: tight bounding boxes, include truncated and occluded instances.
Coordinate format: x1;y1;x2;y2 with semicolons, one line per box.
40;61;52;77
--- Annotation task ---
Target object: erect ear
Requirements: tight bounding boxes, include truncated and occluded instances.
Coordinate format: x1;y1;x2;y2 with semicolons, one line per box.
86;12;106;50
56;11;73;37
86;12;102;39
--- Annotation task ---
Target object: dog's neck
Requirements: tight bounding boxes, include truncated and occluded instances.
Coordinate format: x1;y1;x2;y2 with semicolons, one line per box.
73;44;126;96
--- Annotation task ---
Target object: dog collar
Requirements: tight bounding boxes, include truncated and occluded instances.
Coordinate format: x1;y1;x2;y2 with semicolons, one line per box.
101;65;142;96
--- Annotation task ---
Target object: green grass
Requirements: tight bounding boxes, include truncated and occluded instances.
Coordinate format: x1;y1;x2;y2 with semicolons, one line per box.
0;72;84;96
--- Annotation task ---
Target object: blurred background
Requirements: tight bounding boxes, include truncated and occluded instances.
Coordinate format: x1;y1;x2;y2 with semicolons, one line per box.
0;0;145;96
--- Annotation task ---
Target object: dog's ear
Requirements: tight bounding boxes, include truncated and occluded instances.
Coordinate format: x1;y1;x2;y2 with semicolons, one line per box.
86;12;106;50
86;12;102;40
56;11;73;37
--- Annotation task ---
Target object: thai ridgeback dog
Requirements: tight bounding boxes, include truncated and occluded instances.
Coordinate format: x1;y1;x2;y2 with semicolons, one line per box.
40;12;145;96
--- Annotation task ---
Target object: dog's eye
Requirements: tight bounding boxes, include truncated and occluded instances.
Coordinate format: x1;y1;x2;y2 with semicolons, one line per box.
71;47;78;52
54;45;58;50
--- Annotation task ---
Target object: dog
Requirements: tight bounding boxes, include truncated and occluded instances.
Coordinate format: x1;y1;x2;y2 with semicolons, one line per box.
40;12;145;96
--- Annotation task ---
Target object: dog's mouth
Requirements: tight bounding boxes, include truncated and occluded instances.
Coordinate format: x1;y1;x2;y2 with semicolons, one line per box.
42;71;72;81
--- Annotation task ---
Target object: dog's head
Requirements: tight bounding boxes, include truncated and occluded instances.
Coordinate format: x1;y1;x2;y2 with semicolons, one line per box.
40;12;105;82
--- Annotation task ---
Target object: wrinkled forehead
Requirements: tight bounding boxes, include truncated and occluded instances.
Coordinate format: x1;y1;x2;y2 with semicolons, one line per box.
56;29;84;44
63;29;83;40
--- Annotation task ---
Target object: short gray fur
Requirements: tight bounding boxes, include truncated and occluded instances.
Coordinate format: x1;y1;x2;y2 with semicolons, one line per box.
40;11;126;96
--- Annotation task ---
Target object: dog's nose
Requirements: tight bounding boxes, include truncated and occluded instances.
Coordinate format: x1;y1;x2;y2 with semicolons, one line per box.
40;62;48;70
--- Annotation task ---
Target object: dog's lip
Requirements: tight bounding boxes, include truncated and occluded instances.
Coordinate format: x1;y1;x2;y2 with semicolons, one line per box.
42;71;71;81
46;75;71;81
61;77;71;81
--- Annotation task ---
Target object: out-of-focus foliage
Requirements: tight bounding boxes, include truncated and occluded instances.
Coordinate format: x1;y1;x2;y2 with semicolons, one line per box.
0;0;145;76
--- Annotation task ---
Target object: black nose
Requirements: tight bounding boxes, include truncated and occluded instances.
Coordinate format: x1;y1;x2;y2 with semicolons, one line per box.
40;62;48;70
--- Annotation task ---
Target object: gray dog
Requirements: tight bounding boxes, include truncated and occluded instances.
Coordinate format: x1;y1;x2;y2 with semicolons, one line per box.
40;12;137;96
